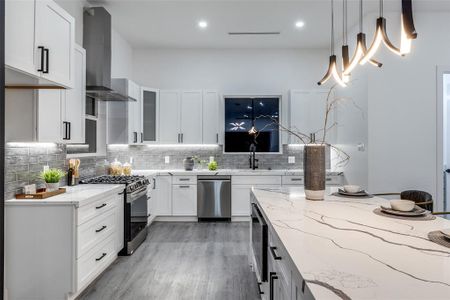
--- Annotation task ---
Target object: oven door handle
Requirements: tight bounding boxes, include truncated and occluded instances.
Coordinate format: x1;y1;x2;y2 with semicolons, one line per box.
127;188;148;203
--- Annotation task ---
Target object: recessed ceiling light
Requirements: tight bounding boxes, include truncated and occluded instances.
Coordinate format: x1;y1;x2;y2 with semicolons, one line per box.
198;20;208;29
295;21;305;28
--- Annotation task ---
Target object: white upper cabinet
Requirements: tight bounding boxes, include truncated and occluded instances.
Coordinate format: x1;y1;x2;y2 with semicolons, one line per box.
180;91;203;144
5;0;75;88
5;0;38;77
63;45;86;143
107;80;142;144
289;90;335;144
142;88;159;143
159;90;181;144
202;91;220;144
127;80;142;144
36;90;64;143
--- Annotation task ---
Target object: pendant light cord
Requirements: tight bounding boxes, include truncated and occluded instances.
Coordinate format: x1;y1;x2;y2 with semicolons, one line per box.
330;0;334;55
359;0;363;32
343;0;348;45
379;0;384;17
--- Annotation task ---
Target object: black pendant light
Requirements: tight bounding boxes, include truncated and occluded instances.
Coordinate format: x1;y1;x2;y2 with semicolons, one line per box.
341;0;350;83
343;0;382;77
318;0;346;87
360;0;403;65
400;0;417;54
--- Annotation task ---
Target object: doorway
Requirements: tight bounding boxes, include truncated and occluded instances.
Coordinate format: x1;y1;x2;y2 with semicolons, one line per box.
436;67;450;214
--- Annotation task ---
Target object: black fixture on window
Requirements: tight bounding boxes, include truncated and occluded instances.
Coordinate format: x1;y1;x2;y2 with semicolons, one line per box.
224;97;280;153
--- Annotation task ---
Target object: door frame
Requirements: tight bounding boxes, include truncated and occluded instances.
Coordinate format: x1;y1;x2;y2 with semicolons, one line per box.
436;66;450;212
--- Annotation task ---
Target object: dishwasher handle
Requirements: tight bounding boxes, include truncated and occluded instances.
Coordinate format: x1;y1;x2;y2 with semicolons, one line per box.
197;176;231;182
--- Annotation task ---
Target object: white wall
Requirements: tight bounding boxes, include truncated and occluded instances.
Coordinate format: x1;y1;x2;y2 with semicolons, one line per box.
112;29;133;78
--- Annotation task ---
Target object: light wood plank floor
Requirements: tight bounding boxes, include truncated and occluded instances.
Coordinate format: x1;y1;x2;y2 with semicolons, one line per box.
78;222;261;300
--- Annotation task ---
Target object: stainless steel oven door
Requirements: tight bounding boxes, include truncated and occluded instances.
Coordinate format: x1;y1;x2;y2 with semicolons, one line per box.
251;203;268;282
126;187;148;254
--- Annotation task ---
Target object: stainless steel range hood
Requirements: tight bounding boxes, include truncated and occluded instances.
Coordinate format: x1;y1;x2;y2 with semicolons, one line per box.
83;7;136;102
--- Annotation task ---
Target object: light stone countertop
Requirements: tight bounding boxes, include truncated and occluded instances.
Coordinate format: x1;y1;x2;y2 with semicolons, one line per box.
5;184;124;207
133;169;343;177
252;187;450;300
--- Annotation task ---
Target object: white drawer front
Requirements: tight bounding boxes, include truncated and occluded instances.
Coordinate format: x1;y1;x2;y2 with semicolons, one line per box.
282;176;304;185
77;233;116;290
269;232;291;291
172;175;197;185
232;175;281;185
77;193;119;225
77;209;116;258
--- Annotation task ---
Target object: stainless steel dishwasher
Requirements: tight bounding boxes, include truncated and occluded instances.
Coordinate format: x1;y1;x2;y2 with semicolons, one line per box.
197;176;231;220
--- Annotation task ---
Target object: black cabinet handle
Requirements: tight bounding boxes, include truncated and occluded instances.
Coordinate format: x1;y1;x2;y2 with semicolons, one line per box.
133;132;137;143
62;122;69;140
95;203;107;209
67;122;71;140
43;48;49;74
257;282;264;295
269;272;278;300
216;133;219;143
270;246;282;260
95;253;107;261
95;225;107;233
37;46;45;72
152;177;156;189
141;132;143;143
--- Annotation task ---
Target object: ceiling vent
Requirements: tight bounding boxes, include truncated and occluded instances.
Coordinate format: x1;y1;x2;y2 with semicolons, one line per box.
228;32;281;35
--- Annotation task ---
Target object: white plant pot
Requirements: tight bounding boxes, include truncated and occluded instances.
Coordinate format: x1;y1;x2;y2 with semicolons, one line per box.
45;182;60;192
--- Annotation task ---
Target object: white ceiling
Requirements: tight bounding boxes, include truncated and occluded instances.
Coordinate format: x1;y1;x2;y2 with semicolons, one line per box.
88;0;450;49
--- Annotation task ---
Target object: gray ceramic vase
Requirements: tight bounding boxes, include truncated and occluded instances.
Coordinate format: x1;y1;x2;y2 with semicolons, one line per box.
303;144;326;200
183;157;195;171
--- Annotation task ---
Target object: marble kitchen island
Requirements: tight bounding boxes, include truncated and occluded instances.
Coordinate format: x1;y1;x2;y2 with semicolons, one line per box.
251;187;450;300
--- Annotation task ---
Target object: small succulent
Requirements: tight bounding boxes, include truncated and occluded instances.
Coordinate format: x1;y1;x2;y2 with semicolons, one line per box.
39;168;66;183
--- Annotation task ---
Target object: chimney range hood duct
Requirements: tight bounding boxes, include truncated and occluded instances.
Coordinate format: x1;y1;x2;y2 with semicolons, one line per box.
83;7;136;101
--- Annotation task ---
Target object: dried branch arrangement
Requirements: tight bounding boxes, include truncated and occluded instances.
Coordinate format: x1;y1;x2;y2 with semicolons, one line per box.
254;83;362;168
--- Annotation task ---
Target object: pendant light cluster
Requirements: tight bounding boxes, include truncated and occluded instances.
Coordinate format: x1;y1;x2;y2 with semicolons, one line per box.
318;0;417;87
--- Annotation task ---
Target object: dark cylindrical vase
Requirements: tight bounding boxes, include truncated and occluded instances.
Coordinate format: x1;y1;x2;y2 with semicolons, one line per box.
303;144;326;200
183;157;195;171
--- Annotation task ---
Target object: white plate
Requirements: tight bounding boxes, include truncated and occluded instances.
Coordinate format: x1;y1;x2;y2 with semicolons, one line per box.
338;189;368;197
380;205;427;217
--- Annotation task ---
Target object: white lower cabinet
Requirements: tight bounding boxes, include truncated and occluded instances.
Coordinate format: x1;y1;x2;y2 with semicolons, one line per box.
172;184;197;216
5;187;123;300
153;175;173;216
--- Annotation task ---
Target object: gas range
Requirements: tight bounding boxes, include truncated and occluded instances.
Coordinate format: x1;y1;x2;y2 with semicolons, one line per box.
80;175;150;193
80;175;150;255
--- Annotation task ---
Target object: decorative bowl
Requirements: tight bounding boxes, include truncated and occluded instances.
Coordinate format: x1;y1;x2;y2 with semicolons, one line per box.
390;199;415;212
343;185;361;194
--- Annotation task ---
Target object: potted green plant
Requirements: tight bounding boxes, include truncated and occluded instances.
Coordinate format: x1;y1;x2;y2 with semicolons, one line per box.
39;168;66;192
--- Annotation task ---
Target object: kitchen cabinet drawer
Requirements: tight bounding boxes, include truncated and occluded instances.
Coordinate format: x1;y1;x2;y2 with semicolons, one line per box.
77;192;120;225
269;231;291;291
172;184;197;216
232;176;281;186
282;176;304;185
173;175;197;185
77;233;116;290
77;209;116;259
